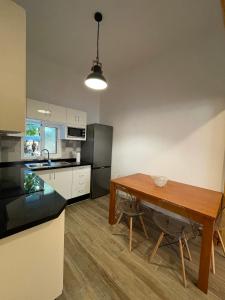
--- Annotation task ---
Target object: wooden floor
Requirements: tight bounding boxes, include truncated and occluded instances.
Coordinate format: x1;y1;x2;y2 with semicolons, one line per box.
58;196;225;300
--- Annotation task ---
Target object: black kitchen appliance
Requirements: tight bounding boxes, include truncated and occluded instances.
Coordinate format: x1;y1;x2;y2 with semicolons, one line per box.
81;124;113;199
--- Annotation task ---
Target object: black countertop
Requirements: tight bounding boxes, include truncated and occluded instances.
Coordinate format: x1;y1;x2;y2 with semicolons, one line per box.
0;158;91;170
0;159;92;240
26;161;91;171
0;160;91;239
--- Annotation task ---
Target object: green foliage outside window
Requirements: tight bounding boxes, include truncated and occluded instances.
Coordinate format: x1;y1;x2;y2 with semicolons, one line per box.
26;124;40;136
24;172;42;194
24;121;58;157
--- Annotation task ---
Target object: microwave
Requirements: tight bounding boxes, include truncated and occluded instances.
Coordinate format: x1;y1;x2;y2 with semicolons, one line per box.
60;126;86;140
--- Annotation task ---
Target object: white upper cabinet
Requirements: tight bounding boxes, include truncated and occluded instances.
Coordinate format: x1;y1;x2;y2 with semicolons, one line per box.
0;1;26;133
48;104;66;124
27;99;86;127
78;111;87;127
66;108;87;127
27;99;50;121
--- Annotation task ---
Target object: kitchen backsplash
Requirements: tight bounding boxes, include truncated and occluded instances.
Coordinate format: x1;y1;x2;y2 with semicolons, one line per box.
0;136;21;162
0;136;80;162
61;140;81;159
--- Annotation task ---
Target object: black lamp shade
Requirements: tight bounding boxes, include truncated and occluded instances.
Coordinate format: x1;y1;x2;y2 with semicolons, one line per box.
85;64;108;90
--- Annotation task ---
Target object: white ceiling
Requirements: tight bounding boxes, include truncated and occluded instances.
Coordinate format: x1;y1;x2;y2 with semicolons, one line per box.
14;0;223;77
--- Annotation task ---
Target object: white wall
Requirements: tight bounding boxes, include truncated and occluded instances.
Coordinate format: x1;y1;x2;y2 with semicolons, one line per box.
100;33;225;191
27;53;100;124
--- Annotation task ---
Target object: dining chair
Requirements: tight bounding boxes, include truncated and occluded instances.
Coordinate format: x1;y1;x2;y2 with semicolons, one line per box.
113;186;149;252
211;204;225;274
149;206;197;288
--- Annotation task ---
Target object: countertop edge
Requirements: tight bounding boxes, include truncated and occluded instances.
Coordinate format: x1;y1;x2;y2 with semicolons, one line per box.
29;162;91;172
0;159;92;168
0;202;66;240
0;160;92;239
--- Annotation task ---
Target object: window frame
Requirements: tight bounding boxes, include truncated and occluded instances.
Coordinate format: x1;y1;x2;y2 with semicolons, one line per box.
42;126;58;155
22;119;62;160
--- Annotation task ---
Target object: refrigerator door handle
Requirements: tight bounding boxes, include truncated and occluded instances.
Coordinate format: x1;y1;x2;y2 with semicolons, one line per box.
93;166;111;170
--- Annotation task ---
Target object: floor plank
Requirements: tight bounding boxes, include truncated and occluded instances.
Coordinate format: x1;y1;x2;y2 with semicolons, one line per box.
58;196;225;300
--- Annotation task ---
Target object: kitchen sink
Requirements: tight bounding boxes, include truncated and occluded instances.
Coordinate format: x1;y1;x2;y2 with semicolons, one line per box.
50;161;71;167
25;161;71;169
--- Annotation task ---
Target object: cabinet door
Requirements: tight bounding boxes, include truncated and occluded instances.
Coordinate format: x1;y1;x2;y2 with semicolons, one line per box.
27;99;50;121
91;167;111;198
48;104;66;124
53;168;73;200
77;111;87;127
66;109;86;127
66;108;77;126
35;170;53;186
36;168;73;200
0;1;26;132
93;125;113;167
72;166;91;197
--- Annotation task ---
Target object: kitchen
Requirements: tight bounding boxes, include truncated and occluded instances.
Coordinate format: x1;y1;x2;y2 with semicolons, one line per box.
0;1;225;300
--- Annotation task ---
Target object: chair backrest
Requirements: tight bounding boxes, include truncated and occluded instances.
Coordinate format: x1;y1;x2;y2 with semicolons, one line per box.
216;203;225;229
116;186;138;212
154;197;199;238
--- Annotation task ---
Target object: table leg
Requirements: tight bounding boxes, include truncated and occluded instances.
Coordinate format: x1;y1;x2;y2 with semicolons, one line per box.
109;181;116;225
197;221;214;293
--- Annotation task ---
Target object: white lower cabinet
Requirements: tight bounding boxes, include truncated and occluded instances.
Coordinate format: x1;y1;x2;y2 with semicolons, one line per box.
35;165;91;200
52;168;73;200
0;212;65;300
72;166;91;198
36;167;73;200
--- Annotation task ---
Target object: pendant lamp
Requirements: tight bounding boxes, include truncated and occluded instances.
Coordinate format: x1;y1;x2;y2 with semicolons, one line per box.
85;12;108;90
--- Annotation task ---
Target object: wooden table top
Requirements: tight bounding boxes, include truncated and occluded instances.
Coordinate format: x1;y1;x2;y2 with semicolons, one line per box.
112;173;223;221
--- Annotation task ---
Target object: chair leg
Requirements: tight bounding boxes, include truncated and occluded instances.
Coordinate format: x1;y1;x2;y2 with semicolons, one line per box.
149;232;164;262
179;238;187;288
183;233;192;261
116;212;123;225
216;229;225;257
139;215;149;239
211;240;216;275
129;217;133;252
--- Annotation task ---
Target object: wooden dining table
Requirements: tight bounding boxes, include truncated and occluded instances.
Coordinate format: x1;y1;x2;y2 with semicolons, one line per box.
108;173;223;294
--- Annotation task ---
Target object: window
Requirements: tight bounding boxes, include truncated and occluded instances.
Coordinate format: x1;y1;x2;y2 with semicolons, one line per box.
24;121;41;157
44;127;57;154
24;120;60;158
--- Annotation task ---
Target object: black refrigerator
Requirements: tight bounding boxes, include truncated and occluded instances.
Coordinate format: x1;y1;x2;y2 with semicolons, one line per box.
81;124;113;199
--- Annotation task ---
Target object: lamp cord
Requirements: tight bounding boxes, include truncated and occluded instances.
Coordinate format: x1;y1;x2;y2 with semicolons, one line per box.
96;21;100;63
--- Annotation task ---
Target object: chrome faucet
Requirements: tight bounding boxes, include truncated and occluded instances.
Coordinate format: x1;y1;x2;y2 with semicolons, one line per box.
41;149;51;165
